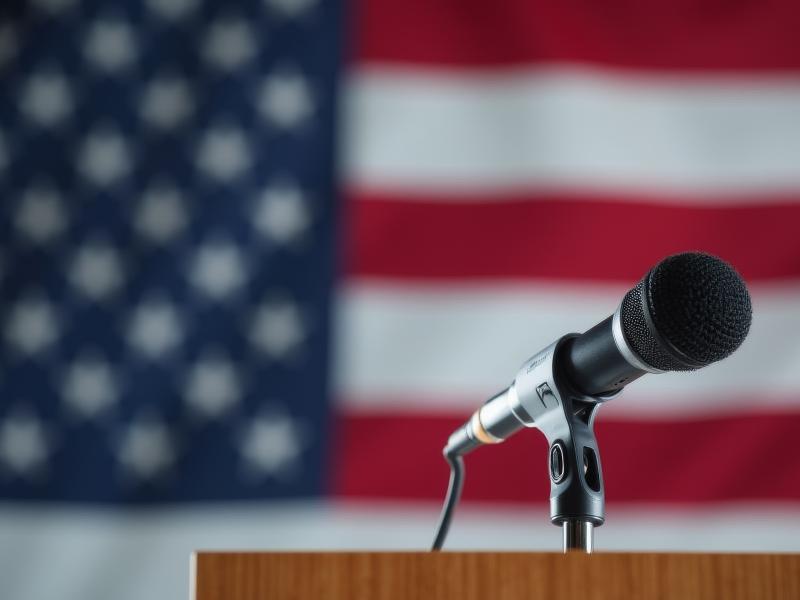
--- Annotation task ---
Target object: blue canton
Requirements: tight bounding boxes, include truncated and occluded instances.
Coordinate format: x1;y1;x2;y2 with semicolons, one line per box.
0;0;342;502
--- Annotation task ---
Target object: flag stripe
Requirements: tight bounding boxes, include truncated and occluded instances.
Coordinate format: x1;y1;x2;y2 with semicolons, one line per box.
344;196;800;281
354;0;800;70
332;412;800;502
334;282;800;409
345;69;800;194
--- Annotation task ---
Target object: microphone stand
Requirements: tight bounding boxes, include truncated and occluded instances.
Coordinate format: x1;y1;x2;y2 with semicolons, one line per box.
501;336;612;553
563;520;594;553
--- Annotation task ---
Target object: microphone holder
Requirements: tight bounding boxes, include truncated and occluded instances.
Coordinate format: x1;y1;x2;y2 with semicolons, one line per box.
507;335;613;553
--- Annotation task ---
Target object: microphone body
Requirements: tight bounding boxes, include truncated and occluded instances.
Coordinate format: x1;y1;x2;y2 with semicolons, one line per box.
444;252;752;457
562;314;651;396
444;308;647;457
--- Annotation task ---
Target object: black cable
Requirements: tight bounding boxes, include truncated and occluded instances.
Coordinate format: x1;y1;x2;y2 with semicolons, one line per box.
431;452;465;551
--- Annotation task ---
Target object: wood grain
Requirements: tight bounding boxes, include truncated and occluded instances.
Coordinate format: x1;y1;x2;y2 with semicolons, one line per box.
193;552;800;600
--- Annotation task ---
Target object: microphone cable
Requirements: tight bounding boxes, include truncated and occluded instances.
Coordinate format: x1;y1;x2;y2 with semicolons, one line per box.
431;452;465;551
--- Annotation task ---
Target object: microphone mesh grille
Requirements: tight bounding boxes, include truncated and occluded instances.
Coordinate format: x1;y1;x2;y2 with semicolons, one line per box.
647;252;752;366
620;252;752;372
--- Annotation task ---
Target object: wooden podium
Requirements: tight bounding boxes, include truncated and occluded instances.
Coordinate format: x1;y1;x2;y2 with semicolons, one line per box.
192;552;800;600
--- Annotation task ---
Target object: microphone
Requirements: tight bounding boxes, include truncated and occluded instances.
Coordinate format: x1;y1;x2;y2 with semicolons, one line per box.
444;252;752;457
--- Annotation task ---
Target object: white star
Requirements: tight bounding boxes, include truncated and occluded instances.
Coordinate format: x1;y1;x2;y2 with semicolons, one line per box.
19;69;74;127
134;183;188;244
31;0;78;15
0;411;51;477
4;296;60;356
145;0;200;21
0;25;18;67
140;75;194;130
126;297;183;359
239;410;305;477
202;19;256;71
257;71;314;129
116;417;175;481
184;353;241;419
195;125;252;182
15;184;67;244
77;126;132;186
249;299;307;359
189;240;247;300
62;355;118;419
84;19;138;73
68;241;125;300
264;0;317;18
254;182;311;245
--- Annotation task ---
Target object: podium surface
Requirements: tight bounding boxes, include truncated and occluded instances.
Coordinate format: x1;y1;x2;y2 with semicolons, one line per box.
192;551;800;600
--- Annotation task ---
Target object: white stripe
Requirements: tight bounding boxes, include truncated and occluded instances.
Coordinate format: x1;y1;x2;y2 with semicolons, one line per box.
333;282;800;417
345;67;800;197
2;502;798;600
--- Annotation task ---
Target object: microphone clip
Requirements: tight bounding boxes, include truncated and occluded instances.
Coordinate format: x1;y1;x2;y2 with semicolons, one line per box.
514;335;609;551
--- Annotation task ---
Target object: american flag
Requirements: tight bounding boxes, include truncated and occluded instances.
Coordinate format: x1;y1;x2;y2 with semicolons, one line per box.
1;0;799;597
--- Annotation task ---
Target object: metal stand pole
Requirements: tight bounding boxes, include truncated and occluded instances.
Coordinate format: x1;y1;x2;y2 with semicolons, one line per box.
562;520;594;553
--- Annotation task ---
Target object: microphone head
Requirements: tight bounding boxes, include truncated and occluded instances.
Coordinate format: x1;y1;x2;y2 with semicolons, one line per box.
620;252;752;371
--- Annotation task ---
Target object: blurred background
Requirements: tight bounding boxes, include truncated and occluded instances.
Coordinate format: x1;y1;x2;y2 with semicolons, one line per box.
1;0;799;597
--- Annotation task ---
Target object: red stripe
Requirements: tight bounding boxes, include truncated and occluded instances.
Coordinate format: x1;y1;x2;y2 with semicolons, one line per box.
331;410;800;503
343;194;800;282
353;0;800;71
